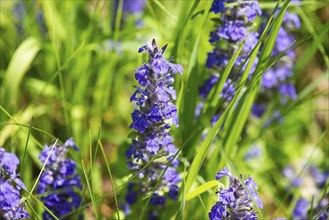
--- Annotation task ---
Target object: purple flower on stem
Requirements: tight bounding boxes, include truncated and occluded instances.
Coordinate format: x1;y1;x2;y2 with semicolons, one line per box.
244;145;262;161
210;0;225;14
0;148;30;220
38;138;83;219
198;0;261;121
125;39;182;217
209;167;263;220
253;10;300;118
122;0;146;14
293;198;309;219
283;164;328;219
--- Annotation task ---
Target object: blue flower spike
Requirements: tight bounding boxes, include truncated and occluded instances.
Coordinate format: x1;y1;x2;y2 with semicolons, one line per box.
125;39;182;218
209;167;263;220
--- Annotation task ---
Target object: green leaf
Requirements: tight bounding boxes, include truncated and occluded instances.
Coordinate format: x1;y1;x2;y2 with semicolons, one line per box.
41;1;67;40
186;180;223;201
2;37;40;109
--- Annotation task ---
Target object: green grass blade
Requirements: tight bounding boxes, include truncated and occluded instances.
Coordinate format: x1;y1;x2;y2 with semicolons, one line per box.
41;1;66;40
296;7;329;69
295;24;328;75
185;180;223;201
202;40;246;115
21;120;32;169
176;0;212;109
22;188;59;220
81;159;99;219
153;0;177;22
0;105;48;146
2;37;40;109
99;140;120;220
26;200;40;220
27;139;58;200
184;88;240;194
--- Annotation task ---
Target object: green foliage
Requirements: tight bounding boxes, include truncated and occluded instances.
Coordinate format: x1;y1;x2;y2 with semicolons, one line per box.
0;0;328;219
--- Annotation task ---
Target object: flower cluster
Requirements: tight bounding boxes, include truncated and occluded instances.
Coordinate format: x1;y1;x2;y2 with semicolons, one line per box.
114;0;146;28
0;148;30;220
122;0;146;14
282;165;328;219
125;39;182;217
293;197;328;220
209;167;263;220
252;7;300;118
207;0;261;70
197;0;261;122
283;165;328;190
38;138;83;219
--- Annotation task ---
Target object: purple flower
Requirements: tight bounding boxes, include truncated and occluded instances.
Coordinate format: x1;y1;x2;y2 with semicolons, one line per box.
309;166;328;188
242;32;260;55
199;74;220;99
251;104;265;117
253;9;300;119
279;83;297;104
220;79;236;102
149;194;166;207
122;0;146;14
113;0;146;29
209;203;227;219
130;110;150;132
206;49;229;69
282;164;328;219
241;1;262;21
216;167;232;180
125;39;182;217
210;0;225;14
198;0;262;123
0;148;30;220
292;196;329;220
37;138;83;219
217;21;248;42
279;83;297;98
209;167;263;220
293;198;309;219
209;0;261;43
283;12;301;30
244;145;262;161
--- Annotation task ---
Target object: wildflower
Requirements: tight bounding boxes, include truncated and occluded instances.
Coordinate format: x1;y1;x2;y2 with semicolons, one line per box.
0;148;30;220
114;0;146;28
198;0;261;122
283;165;328;192
210;0;225;14
122;0;146;14
244;145;262;161
252;7;300;118
209;167;263;220
282;166;302;188
283;164;328;219
292;197;328;220
13;2;26;35
38;138;82;219
125;39;182;217
292;198;309;219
